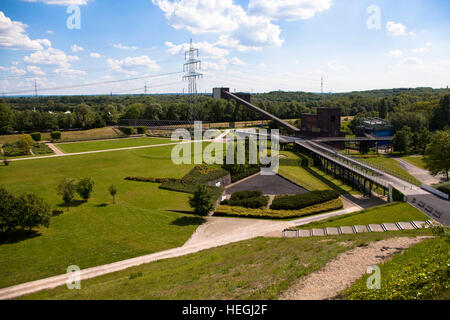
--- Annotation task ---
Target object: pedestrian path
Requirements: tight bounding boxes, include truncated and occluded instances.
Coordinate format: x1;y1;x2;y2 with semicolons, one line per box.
282;220;433;238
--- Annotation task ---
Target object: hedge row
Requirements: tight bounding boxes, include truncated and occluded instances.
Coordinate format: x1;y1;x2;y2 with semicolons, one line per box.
32;143;54;155
214;198;343;219
435;181;450;196
2;143;29;156
230;167;260;183
271;190;340;210
125;176;177;183
221;190;268;209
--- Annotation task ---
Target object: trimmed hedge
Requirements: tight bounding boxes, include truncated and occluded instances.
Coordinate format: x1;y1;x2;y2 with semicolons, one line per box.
125;176;177;183
50;131;61;140
137;126;147;134
392;187;405;202
221;190;268;209
230;167;260;183
230;190;263;200
270;190;340;210
2;143;29;156
30;132;41;142
122;127;134;135
214;198;343;219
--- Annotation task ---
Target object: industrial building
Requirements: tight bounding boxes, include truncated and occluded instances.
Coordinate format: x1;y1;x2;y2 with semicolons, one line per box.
300;108;344;138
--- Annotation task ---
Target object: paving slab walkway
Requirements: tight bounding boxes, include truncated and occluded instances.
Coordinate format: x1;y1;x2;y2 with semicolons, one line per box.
282;220;432;238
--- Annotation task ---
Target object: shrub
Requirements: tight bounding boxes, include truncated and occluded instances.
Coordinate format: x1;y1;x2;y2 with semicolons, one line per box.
123;127;134;135
137;126;147;134
230;167;260;183
392;187;405;202
435;181;450;196
230;190;263;200
17;134;34;152
189;184;214;217
215;198;343;219
30;132;41;142
2;142;29;156
125;176;176;183
271;190;340;210
77;178;95;202
221;191;268;209
50;131;61;140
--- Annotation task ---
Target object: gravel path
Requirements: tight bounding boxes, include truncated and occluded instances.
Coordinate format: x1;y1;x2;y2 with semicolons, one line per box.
394;158;441;185
280;236;430;300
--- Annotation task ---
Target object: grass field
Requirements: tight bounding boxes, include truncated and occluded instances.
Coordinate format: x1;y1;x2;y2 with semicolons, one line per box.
20;230;431;300
402;156;426;170
295;202;428;230
0;143;208;289
0;127;122;145
278;151;359;195
56;137;174;153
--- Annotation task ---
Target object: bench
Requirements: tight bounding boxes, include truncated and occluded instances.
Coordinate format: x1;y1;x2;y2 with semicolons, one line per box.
418;201;425;208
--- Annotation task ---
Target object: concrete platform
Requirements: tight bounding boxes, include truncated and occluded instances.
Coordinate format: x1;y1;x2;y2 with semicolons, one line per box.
382;223;400;231
354;225;368;233
283;230;298;238
298;230;311;237
325;227;340;235
368;224;384;232
339;226;354;234
312;228;325;236
398;222;415;230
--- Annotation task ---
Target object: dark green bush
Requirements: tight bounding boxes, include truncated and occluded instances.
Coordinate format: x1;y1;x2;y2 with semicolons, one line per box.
230;167;260;183
2;143;29;156
435;181;450;196
30;132;41;142
123;127;134;135
271;190;340;210
125;176;177;183
392;187;405;202
50;131;61;140
32;143;54;155
230;190;263;200
137;126;146;134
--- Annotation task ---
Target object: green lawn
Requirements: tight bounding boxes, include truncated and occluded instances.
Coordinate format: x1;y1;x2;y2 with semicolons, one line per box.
403;156;426;170
56;137;175;153
295;202;428;230
344;237;449;300
21;230;431;300
0;143;206;289
279;151;359;194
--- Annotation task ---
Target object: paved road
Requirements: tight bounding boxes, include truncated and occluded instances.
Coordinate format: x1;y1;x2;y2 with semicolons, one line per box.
0;203;362;300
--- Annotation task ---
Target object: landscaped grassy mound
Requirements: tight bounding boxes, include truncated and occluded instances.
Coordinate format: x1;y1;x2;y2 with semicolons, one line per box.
214;198;343;219
435;181;450;196
344;237;449;300
270;190;340;210
221;191;269;209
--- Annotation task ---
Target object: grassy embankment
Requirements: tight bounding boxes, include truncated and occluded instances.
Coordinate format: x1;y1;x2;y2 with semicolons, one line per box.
20;230;433;300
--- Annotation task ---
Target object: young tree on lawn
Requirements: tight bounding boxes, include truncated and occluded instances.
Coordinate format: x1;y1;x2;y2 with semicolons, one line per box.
56;178;77;211
3;156;10;166
0;187;18;233
189;184;214;217
17;193;51;233
424;131;450;181
77;177;94;202
17;134;34;154
109;184;117;204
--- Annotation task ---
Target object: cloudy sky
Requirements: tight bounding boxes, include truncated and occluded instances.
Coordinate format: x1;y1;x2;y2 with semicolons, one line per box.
0;0;449;95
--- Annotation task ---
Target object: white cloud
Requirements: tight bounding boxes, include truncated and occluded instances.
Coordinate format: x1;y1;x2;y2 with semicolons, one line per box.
215;35;262;52
24;48;79;68
10;66;27;75
230;57;246;65
388;49;403;58
27;65;45;75
386;21;414;36
412;42;431;53
402;57;423;65
248;0;331;21
90;52;102;58
71;44;84;52
152;0;285;47
107;56;160;75
113;43;138;50
165;41;229;58
54;67;86;76
0;11;51;50
45;30;54;34
21;0;91;5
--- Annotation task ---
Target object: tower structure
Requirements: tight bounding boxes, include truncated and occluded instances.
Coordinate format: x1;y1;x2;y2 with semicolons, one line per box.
183;39;202;95
183;39;202;120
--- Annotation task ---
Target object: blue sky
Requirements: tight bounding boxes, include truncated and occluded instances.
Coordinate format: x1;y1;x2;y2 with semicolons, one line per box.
0;0;449;95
